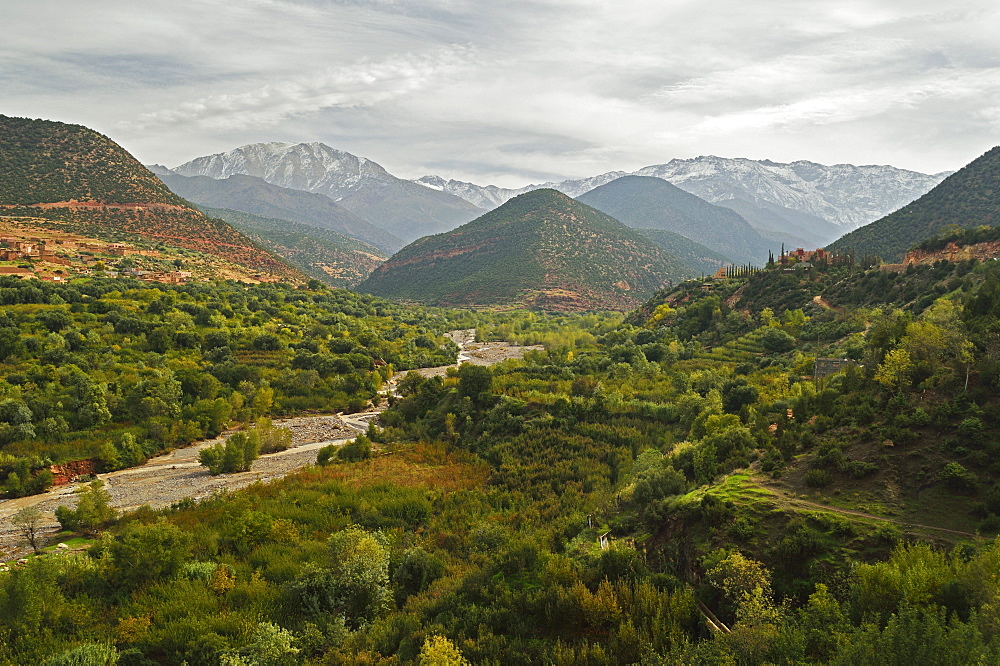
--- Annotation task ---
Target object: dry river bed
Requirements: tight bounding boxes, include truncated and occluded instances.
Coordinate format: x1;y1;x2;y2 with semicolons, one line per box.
0;331;541;560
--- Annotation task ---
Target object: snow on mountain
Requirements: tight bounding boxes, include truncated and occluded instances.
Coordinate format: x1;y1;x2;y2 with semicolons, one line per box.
416;157;949;231
173;142;392;202
172;143;481;243
635;157;950;230
415;171;628;209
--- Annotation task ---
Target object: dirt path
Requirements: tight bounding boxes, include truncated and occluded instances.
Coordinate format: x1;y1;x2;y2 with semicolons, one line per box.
811;295;838;311
750;474;976;538
0;330;538;559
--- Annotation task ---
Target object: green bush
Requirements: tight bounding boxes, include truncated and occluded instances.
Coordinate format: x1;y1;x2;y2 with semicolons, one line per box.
805;469;832;488
939;462;978;492
337;435;372;462
198;431;259;474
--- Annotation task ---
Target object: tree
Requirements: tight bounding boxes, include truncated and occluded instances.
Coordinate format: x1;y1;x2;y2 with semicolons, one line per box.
289;527;391;627
0;398;35;445
874;348;913;391
419;635;470;665
393;547;445;599
105;520;191;590
12;506;45;553
221;622;299;666
759;327;795;353
199;431;259;474
458;363;493;404
54;480;116;535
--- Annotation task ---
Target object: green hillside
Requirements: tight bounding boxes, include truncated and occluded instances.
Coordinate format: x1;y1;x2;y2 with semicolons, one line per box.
578;175;775;265
158;172;403;254
633;227;730;275
0;116;297;276
7;244;1000;664
828;146;1000;261
358;189;687;310
200;206;387;287
0;115;188;206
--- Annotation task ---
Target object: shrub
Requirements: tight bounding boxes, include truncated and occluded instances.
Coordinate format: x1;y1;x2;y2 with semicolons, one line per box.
198;431;259;474
958;417;985;443
338;435;372;462
45;643;119;666
393;547;445;599
805;469;832;488
254;417;292;454
846;460;880;479
316;443;337;466
939;462;978;492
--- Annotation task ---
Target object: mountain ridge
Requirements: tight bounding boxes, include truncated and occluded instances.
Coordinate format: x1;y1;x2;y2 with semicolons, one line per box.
414;156;949;245
358;189;688;311
0;115;296;277
577;175;775;265
155;171;403;253
173;142;481;243
827;146;1000;261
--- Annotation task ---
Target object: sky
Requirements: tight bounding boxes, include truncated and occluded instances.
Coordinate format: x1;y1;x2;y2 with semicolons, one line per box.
4;0;1000;187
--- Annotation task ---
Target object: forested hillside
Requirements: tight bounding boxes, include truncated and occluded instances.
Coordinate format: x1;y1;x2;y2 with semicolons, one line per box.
577;175;774;265
0;278;459;499
199;206;387;287
828;146;1000;261
7;246;1000;663
0;116;188;207
0;116;296;276
359;189;688;311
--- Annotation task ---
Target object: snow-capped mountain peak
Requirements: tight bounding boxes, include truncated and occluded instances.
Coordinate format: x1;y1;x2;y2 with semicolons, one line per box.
415;157;948;230
173;142;392;200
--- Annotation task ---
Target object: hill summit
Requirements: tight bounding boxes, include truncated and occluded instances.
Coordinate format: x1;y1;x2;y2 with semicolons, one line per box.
358;189;688;311
0;115;294;276
828;146;1000;261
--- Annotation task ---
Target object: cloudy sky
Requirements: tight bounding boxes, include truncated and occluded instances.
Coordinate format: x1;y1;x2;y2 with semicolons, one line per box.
4;0;999;186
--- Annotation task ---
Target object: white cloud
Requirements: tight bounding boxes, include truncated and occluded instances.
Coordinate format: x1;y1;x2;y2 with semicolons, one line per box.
5;0;1000;180
125;45;477;131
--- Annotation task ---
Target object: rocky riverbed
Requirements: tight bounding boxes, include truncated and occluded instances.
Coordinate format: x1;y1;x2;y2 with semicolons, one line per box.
0;330;542;559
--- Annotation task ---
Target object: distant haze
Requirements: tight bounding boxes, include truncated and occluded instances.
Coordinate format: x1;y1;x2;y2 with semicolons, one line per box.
4;1;999;186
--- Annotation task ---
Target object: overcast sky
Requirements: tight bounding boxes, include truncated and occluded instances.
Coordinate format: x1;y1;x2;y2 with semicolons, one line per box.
4;0;999;186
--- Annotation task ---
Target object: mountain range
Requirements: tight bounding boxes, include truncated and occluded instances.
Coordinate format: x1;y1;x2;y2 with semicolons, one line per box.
416;157;949;248
359;189;689;311
170;142;481;244
167;142;950;259
827;146;1000;262
577;175;774;266
155;171;403;254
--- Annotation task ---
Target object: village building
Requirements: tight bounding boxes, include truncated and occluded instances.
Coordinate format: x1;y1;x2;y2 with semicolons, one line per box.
814;358;854;378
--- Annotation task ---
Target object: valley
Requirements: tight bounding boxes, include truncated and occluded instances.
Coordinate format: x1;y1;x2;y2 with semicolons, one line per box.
1;112;1000;665
0;329;540;561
